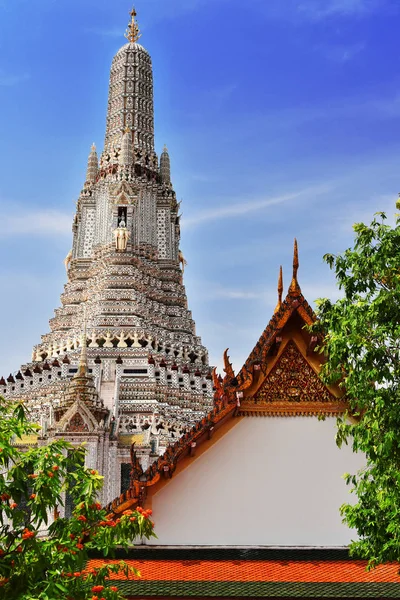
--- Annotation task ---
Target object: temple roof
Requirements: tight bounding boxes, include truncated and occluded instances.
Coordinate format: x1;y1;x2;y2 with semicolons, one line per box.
87;548;400;598
107;240;346;515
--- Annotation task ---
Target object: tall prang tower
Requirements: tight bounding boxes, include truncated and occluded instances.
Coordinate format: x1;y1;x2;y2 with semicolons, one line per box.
1;9;213;501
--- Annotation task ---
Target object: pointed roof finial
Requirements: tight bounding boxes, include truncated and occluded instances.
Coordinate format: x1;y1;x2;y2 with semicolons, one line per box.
91;142;96;152
289;238;301;295
125;7;142;43
163;144;168;153
274;266;283;313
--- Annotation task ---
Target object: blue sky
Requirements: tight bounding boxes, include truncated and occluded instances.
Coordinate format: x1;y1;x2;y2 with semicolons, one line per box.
0;0;400;377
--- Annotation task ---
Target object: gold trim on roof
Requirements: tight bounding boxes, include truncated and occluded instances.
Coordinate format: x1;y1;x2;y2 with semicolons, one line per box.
125;7;142;43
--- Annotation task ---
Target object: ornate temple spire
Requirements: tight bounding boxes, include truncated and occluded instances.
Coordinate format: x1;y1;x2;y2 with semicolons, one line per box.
274;266;283;313
125;7;141;43
160;145;171;185
104;7;154;154
85;143;98;186
289;238;301;295
77;305;88;377
119;128;133;166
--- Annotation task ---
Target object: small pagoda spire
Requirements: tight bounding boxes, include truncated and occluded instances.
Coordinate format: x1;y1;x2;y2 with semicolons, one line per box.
125;7;141;43
274;266;283;313
85;143;98;186
119;127;133;166
77;304;88;377
160;144;171;185
289;238;301;295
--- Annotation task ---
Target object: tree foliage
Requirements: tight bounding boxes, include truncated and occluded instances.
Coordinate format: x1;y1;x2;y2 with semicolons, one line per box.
0;397;155;599
313;212;400;566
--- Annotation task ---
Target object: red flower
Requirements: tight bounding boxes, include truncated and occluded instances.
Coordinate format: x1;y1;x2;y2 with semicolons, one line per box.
90;470;98;475
0;549;4;557
77;515;87;522
130;517;136;522
16;546;22;553
123;509;133;516
69;534;75;540
52;465;59;471
73;572;81;577
29;494;36;500
110;586;118;592
48;472;54;478
91;597;99;600
92;585;104;592
22;529;35;540
0;493;10;501
76;543;84;550
10;503;17;509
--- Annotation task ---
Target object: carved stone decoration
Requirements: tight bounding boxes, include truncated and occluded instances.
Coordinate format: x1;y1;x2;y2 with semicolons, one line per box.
66;412;89;433
56;400;100;433
240;340;346;416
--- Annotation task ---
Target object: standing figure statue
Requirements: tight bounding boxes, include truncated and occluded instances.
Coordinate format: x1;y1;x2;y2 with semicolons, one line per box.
64;250;72;279
113;220;130;252
178;249;187;274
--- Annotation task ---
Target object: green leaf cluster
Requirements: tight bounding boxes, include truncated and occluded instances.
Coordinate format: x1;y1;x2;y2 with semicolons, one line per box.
313;212;400;567
0;397;156;599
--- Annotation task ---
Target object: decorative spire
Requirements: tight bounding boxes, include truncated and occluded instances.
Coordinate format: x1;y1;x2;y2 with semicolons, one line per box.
289;238;301;295
119;128;133;166
160;144;171;185
77;304;88;377
85;143;98;186
125;7;141;43
274;266;283;313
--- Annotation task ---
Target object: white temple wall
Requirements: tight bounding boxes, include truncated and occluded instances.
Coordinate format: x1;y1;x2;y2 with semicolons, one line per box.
148;417;365;547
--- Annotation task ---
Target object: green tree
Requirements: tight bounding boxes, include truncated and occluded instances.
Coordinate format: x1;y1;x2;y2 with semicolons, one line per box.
0;397;155;599
313;212;400;567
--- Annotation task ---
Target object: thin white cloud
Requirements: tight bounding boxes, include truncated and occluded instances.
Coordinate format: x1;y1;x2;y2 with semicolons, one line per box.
206;287;268;301
0;209;71;237
0;71;30;87
182;183;333;229
297;0;379;19
317;42;366;62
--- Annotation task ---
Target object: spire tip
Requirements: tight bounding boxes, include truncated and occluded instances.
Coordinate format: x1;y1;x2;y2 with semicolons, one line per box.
125;6;142;43
274;266;284;313
289;238;301;295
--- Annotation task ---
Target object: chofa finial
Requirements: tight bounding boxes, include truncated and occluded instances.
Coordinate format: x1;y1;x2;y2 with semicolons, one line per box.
274;266;283;313
289;238;301;295
125;7;142;43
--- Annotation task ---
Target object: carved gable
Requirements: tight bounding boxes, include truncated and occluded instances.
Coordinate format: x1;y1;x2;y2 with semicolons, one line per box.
56;400;99;433
239;340;346;416
66;412;89;433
